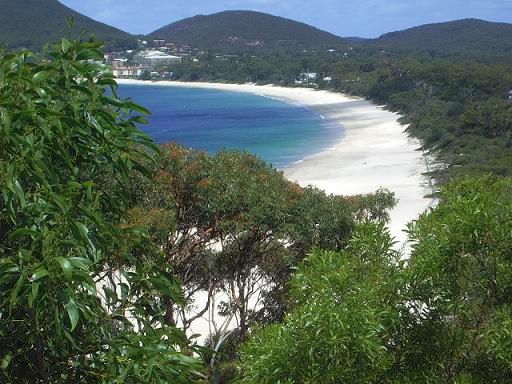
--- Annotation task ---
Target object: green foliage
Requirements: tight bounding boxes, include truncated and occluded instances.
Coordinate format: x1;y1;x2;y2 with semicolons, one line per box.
240;222;401;384
204;329;243;383
126;144;397;339
0;0;137;50
239;176;512;383
401;176;512;382
0;39;203;382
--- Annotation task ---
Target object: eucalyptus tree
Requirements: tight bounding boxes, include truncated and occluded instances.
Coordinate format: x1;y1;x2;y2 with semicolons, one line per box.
128;144;397;342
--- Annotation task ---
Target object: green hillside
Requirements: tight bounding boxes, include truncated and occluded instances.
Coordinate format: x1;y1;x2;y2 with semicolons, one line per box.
372;18;512;59
148;10;347;50
0;0;137;50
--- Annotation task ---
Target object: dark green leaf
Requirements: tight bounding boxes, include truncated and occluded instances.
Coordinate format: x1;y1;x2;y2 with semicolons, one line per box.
56;257;72;281
31;268;49;281
65;298;80;331
1;353;12;370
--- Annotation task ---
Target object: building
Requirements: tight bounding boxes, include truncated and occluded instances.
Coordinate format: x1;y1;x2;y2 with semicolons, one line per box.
110;58;142;78
135;50;182;70
112;58;128;69
295;72;317;85
113;66;142;78
153;39;166;47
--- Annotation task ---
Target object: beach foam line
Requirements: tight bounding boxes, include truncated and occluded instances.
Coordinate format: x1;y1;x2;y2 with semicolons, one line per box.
117;79;433;249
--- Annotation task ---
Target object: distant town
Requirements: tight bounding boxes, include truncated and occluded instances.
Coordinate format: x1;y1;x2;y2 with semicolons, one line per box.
105;39;198;80
105;38;340;85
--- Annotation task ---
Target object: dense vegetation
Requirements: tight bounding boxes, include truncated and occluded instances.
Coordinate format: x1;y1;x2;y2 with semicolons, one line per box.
0;0;137;50
241;176;512;383
148;11;347;51
126;144;396;341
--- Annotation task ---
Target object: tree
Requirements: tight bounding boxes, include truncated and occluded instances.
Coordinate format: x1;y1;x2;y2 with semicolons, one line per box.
461;98;512;138
140;69;152;80
399;176;512;382
0;38;203;382
126;144;397;383
239;222;401;384
128;144;397;334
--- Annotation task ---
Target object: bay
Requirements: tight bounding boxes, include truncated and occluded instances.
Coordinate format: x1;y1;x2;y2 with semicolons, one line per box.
119;84;342;168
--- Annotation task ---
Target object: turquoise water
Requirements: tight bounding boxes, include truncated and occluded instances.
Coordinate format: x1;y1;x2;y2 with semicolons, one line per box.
119;84;343;168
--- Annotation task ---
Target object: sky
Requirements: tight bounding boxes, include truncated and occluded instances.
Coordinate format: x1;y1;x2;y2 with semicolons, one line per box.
59;0;512;38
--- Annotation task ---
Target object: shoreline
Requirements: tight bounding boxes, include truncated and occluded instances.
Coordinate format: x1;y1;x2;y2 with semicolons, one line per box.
118;79;433;248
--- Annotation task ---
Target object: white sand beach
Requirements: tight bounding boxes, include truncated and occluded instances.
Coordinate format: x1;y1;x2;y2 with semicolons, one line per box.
119;79;434;248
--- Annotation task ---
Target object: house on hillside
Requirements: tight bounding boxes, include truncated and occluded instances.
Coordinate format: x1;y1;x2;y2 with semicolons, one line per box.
508;89;512;102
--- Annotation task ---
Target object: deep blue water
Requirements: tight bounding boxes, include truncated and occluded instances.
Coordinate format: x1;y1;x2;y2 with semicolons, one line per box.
119;84;343;168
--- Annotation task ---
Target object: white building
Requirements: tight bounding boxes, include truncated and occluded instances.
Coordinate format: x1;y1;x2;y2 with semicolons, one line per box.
111;58;142;78
112;58;128;69
295;72;318;85
135;50;182;70
113;66;142;78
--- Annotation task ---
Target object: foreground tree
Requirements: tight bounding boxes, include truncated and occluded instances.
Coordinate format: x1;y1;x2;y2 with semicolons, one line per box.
240;222;401;383
0;39;203;382
126;144;397;382
400;176;512;382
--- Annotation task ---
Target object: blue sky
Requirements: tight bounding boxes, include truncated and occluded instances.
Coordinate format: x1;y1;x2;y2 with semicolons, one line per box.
59;0;512;38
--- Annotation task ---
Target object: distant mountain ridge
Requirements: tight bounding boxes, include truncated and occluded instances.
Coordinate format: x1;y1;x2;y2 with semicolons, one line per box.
1;2;511;60
371;18;512;58
148;10;347;50
0;0;137;50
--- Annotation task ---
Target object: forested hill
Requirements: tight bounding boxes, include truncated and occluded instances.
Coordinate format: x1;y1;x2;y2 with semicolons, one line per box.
148;10;347;50
0;0;137;50
372;18;512;60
